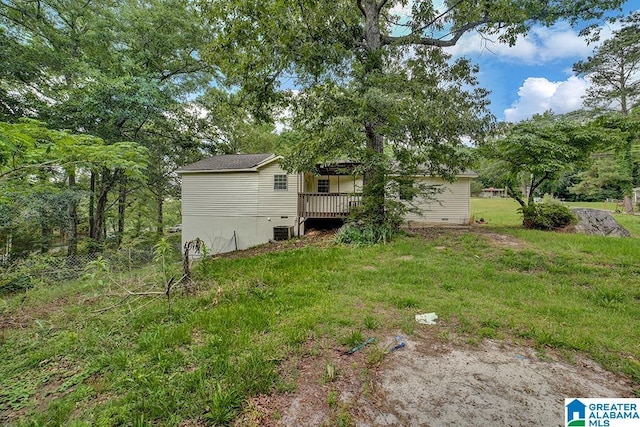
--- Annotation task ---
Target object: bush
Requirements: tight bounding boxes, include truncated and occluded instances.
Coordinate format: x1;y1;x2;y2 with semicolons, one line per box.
519;202;577;230
335;221;398;246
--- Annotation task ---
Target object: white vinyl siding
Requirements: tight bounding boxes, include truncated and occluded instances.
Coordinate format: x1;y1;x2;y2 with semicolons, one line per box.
403;177;472;225
257;163;298;217
182;216;297;255
181;172;258;216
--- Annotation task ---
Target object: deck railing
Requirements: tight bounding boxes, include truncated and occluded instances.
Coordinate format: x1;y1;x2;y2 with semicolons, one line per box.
298;193;362;218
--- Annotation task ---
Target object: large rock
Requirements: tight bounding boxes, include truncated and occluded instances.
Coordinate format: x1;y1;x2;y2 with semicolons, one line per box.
571;208;631;237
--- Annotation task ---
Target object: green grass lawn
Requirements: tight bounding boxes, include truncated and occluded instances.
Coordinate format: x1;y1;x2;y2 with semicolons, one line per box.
471;197;640;236
1;200;639;425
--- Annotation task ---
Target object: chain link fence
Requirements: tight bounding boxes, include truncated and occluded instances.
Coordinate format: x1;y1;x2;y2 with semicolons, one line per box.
0;246;169;294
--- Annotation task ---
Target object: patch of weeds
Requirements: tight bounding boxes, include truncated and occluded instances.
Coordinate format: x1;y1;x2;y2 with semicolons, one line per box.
591;287;628;308
480;319;503;329
478;327;496;339
327;389;338;408
362;315;379;330
323;363;337;383
437;330;451;341
366;347;386;366
534;327;575;350
440;283;455;292
499;249;548;272
0;376;34;412
535;348;551;362
454;316;475;334
514;325;535;340
336;408;353;427
399;318;415;336
203;383;243;426
276;379;297;394
390;296;419;309
284;327;310;346
338;331;365;348
247;279;274;300
557;349;578;364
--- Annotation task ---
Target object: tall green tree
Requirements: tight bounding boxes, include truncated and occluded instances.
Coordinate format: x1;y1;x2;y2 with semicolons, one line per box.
203;0;626;235
479;112;612;207
573;12;640;200
1;0;216;246
0;120;147;257
574;12;640;116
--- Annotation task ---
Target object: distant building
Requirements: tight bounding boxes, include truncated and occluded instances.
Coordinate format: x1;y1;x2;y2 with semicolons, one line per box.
480;187;507;198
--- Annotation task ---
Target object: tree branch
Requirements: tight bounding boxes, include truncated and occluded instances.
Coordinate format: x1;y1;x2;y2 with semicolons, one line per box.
382;20;488;47
356;0;366;17
376;0;390;13
412;0;466;35
530;171;551;199
506;183;525;207
0;160;63;181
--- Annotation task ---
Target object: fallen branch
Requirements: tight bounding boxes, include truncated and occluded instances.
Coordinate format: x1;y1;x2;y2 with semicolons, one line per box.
93;275;186;314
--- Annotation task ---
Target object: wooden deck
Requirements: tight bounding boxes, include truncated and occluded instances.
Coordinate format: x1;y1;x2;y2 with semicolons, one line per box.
297;193;362;218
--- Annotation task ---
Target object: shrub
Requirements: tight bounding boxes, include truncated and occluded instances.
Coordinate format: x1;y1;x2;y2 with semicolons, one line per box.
335;221;398;246
519;202;577;230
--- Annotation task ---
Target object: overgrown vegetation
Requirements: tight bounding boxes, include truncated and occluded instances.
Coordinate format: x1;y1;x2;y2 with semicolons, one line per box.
1;200;638;425
519;201;577;230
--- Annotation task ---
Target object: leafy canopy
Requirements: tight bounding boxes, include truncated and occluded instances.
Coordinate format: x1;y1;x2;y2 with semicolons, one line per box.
479;112;613;206
201;0;626;233
0;120;148;183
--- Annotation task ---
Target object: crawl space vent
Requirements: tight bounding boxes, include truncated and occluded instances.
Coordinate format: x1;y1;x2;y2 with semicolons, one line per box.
273;226;293;241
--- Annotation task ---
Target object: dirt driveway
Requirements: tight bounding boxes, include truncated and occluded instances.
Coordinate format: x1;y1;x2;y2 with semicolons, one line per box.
236;327;635;426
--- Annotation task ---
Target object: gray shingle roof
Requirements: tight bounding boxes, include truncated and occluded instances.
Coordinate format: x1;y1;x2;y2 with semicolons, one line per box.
177;153;275;172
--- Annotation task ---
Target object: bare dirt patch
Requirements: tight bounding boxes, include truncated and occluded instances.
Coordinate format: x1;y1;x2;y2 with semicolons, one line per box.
239;328;635;426
215;230;336;260
480;232;526;249
366;337;632;426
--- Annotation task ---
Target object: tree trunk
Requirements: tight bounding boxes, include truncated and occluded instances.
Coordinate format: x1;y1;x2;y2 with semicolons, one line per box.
94;185;108;245
67;171;78;256
89;171;96;239
93;169;113;246
360;1;387;227
363;123;386;226
117;181;127;247
92;168;122;248
40;222;51;254
156;194;164;235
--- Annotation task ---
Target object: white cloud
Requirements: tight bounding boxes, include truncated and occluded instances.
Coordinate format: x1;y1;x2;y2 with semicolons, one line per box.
445;22;596;64
504;76;589;122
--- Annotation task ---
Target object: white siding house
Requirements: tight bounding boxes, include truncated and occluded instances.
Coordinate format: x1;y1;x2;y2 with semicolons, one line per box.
178;154;299;255
404;174;476;226
178;154;476;255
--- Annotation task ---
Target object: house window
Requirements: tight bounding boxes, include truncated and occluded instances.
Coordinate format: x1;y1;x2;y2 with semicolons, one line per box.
317;179;330;193
274;174;288;190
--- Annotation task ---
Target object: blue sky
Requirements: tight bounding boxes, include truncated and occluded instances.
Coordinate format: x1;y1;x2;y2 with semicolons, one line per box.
407;1;639;122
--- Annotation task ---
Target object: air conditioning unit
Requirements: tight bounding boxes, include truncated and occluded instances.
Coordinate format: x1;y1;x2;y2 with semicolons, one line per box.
273;226;293;241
